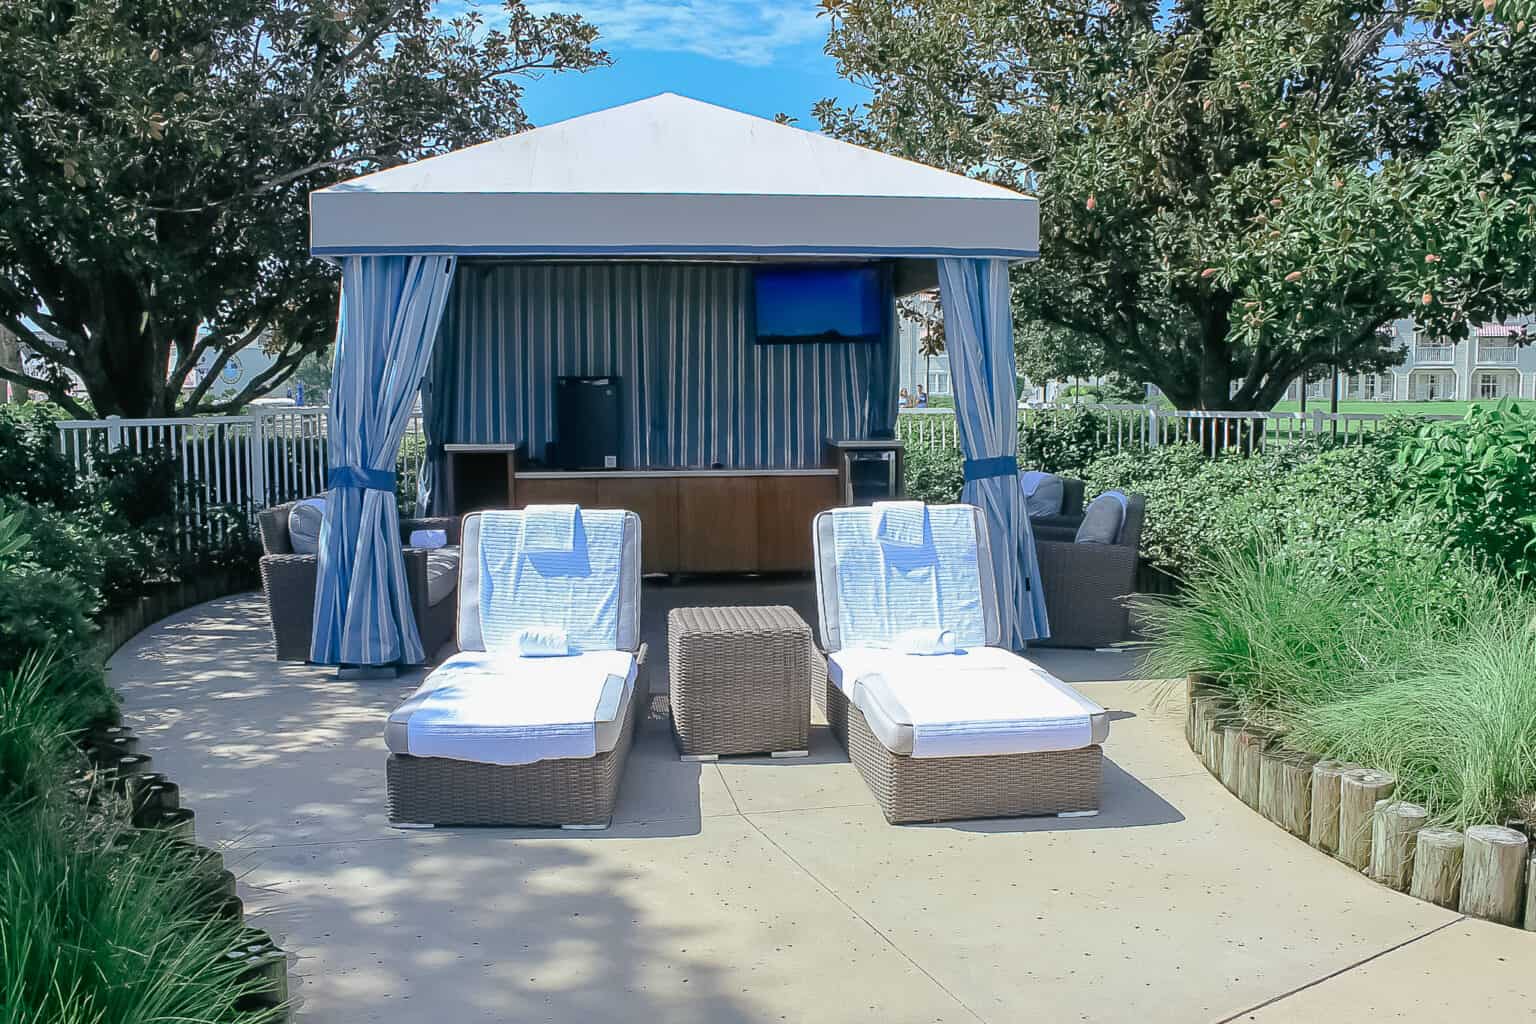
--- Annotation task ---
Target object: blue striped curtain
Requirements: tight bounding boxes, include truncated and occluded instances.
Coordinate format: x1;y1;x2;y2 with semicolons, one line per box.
312;255;456;665
938;258;1049;647
418;261;896;511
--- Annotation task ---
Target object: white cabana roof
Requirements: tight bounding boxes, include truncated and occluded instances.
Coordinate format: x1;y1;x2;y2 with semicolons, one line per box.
309;93;1038;260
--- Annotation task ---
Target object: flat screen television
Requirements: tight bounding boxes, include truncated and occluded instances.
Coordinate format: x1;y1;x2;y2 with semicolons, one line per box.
753;265;884;344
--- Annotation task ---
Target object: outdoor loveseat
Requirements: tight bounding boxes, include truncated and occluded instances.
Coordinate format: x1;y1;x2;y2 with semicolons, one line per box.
1032;491;1147;649
257;500;460;663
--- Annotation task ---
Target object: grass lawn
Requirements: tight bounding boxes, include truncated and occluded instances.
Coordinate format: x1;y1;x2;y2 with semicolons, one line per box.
1269;399;1475;417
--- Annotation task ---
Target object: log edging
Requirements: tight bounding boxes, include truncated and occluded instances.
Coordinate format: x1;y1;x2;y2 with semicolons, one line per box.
1183;672;1532;930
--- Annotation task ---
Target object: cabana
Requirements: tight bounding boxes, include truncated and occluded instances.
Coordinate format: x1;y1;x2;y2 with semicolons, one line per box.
306;93;1048;666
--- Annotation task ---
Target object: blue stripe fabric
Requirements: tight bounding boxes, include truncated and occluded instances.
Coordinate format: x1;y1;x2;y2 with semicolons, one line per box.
938;258;1049;647
312;254;457;666
417;261;897;512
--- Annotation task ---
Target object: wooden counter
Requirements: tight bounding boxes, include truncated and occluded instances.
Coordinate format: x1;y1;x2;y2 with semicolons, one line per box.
508;467;838;574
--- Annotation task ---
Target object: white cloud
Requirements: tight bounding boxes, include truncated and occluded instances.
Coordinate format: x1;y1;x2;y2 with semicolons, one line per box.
451;1;828;67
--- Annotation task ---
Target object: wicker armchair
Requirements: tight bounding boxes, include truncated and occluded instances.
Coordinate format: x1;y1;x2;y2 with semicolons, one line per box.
257;502;462;663
1032;493;1146;649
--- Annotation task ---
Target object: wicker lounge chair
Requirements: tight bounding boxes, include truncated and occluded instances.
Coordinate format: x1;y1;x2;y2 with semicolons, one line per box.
383;506;645;829
1032;492;1146;649
257;501;460;663
812;502;1108;824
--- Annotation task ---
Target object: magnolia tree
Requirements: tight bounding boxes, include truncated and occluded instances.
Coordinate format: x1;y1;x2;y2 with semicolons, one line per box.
0;1;607;417
817;0;1536;410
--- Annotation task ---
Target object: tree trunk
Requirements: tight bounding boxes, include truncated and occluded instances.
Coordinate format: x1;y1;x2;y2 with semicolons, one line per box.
1308;760;1359;854
0;326;21;403
1369;801;1428;891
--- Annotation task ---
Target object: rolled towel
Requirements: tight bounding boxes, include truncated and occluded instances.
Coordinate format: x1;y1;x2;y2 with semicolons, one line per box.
524;504;578;553
872;501;926;548
512;626;570;658
409;528;447;549
892;627;958;656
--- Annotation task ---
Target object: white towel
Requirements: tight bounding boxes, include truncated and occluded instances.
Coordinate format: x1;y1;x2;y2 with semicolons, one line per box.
872;501;926;548
892;627;957;656
864;653;1096;758
830;504;986;650
405;651;632;765
523;504;578;553
512;626;569;658
478;508;625;653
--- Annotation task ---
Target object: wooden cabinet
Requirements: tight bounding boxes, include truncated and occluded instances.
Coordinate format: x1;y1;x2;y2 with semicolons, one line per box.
515;477;599;508
677;477;759;572
595;476;678;575
756;474;838;572
503;470;838;574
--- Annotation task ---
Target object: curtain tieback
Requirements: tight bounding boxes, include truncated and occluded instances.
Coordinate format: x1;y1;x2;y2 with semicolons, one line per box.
962;456;1018;482
327;466;397;492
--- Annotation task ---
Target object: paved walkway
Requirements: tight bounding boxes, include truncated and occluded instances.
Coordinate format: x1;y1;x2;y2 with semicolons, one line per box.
109;585;1534;1023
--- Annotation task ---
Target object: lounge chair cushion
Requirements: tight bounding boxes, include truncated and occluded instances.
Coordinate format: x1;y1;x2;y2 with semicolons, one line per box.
1074;491;1128;545
827;646;1108;757
287;498;326;555
1020;471;1065;519
423;546;460;607
457;510;642;654
822;504;993;652
385;650;637;765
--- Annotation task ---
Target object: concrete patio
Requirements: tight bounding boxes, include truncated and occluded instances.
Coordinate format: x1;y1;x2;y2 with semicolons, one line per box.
110;581;1533;1023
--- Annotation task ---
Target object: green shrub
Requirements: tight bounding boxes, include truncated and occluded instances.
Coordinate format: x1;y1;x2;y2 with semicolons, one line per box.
0;653;80;813
1019;406;1119;477
902;443;965;504
1084;428;1416;578
1398;399;1536;579
0;800;280;1023
1141;534;1536;827
0;403;79;509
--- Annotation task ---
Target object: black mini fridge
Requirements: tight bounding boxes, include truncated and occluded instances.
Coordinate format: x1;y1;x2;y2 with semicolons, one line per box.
553;376;621;470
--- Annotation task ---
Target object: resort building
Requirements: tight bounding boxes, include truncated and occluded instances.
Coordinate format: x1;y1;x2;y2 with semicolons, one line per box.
1286;316;1535;402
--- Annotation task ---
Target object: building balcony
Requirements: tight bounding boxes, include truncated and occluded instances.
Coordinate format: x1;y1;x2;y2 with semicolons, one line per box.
1413;344;1455;365
1476;343;1518;365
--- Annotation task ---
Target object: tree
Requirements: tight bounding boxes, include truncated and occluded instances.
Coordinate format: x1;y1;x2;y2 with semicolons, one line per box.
817;0;1536;410
0;1;607;418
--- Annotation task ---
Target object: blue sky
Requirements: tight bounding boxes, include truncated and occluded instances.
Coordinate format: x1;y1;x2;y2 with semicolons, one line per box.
437;1;868;127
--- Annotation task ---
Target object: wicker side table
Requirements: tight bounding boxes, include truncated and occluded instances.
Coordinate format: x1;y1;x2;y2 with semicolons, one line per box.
668;605;812;760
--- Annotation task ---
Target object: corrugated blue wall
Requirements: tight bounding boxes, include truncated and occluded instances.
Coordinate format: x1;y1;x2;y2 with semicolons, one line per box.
421;261;896;499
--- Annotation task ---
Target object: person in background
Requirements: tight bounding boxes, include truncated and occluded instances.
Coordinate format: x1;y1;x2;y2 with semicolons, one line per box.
916;384;928;408
899;386;911;408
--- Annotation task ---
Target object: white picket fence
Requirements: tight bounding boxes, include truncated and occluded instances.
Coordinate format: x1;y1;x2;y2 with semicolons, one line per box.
53;402;1455;534
900;403;1460;453
55;408;427;532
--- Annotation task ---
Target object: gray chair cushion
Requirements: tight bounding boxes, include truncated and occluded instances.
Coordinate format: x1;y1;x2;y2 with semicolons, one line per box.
287;498;326;555
1022;473;1065;519
1074;493;1126;545
424;546;460;607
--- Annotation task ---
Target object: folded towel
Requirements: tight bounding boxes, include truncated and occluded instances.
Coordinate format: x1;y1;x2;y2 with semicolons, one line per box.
523;504;578;553
892;627;957;656
512;626;569;658
409;528;448;549
872;501;926;548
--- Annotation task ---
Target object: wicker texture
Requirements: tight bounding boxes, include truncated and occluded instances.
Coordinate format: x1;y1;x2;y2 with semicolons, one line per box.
1032;493;1146;649
822;672;1102;824
668;605;812;757
386;653;646;827
257;503;462;663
